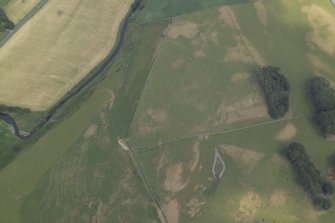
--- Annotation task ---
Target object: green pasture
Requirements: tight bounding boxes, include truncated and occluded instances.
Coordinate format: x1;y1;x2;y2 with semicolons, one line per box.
129;0;335;222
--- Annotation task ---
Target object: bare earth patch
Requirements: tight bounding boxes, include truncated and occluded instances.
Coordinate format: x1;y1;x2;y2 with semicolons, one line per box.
270;190;287;207
163;162;187;193
302;5;335;55
163;199;180;223
218;6;241;30
274;123;297;141
168;21;199;39
233;191;262;223
254;0;268;26
84;124;98;139
220;145;264;173
187;198;206;218
172;58;185;68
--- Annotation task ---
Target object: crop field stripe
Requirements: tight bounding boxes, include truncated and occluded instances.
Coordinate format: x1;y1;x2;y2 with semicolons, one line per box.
128;21;172;133
134;114;305;152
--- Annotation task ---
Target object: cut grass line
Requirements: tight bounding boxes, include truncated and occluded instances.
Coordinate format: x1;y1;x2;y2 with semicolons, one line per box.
134;114;305;152
127;21;172;134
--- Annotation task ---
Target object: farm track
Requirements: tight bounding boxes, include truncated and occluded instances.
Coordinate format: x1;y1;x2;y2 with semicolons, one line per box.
124;139;169;223
0;0;49;47
0;2;141;140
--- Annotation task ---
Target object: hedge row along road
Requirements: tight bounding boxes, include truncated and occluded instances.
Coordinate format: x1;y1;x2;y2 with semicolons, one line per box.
0;1;142;140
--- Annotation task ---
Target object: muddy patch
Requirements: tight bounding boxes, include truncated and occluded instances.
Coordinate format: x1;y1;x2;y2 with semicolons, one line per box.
303;5;335;55
275;123;297;141
220;145;264;173
254;0;267;26
270;190;287;207
233;191;262;222
163;199;180;223
168;21;199;39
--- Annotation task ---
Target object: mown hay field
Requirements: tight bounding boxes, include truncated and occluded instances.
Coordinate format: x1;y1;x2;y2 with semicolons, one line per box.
4;0;41;23
0;0;132;111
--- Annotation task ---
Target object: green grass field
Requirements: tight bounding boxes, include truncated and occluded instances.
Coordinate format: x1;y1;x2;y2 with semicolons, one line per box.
1;0;335;222
127;0;335;222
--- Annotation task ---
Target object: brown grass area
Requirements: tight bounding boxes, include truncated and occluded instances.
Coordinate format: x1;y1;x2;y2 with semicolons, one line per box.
163;162;187;192
162;199;180;223
137;108;169;136
168;21;199;39
224;35;266;65
220;144;264;173
270;189;287;207
230;72;252;82
302;4;335;55
5;0;41;23
274;122;297;141
218;6;240;30
186;198;206;218
233;191;262;223
0;0;132;110
307;53;333;75
84;124;98;139
254;0;267;26
213;93;268;126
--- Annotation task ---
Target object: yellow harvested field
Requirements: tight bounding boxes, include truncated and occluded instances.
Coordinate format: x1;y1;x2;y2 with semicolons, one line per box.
5;0;41;24
0;0;132;111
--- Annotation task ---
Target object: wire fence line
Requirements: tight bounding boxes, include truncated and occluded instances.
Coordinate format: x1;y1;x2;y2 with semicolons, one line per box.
133;114;305;153
127;21;172;134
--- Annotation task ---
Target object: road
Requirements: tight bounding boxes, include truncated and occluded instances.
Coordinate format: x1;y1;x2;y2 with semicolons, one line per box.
0;0;49;47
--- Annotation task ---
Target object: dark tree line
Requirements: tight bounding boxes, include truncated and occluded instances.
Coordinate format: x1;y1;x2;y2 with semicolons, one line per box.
284;142;333;210
309;77;335;135
0;105;30;114
256;66;290;119
0;9;14;31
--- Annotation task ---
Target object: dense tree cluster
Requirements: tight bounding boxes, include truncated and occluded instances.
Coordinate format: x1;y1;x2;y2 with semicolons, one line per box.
0;105;30;114
284;142;333;210
309;77;335;135
0;9;14;31
256;66;290;119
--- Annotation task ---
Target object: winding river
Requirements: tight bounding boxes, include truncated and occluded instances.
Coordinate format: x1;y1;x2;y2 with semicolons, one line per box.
0;1;141;140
